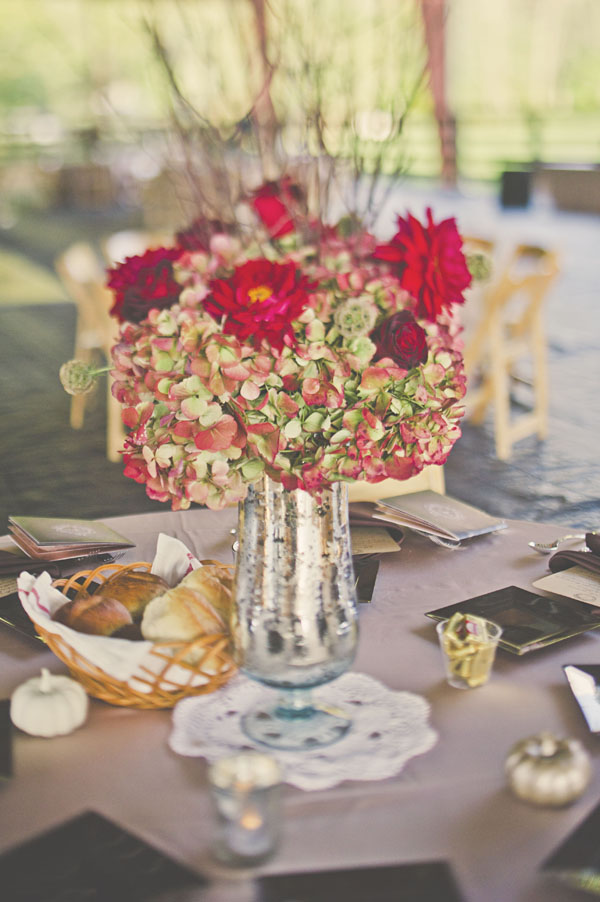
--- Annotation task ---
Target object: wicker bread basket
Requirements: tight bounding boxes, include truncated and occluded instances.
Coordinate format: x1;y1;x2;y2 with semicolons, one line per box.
34;560;237;710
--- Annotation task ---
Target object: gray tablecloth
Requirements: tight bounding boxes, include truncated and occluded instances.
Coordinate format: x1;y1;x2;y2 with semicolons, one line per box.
1;509;598;902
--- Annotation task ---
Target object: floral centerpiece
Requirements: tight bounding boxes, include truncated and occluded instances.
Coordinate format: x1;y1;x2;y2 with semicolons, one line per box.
66;187;469;512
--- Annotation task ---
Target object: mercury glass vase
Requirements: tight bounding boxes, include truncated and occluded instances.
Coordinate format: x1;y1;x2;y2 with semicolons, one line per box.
231;474;359;750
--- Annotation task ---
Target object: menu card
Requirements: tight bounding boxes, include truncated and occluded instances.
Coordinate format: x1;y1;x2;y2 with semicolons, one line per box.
257;861;465;901
351;491;505;543
8;516;134;562
0;810;206;901
534;567;600;606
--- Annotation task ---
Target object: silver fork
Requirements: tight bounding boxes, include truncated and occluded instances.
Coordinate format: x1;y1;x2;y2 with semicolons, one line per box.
528;534;587;554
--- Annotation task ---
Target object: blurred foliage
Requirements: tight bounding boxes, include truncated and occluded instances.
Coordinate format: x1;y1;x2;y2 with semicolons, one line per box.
0;0;598;180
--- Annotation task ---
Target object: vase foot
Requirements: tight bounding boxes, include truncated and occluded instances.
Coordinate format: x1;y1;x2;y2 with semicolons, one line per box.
241;700;351;751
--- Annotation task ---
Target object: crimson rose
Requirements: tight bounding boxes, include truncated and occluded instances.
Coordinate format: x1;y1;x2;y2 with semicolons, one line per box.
205;258;312;351
107;247;182;323
370;310;428;369
373;207;471;321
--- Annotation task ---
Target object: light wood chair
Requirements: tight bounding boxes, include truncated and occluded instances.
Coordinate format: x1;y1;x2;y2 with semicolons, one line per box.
348;466;445;503
102;229;171;267
55;242;124;463
463;243;560;460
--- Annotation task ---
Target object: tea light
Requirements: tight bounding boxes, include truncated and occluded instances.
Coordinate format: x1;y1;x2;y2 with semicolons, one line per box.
208;751;281;865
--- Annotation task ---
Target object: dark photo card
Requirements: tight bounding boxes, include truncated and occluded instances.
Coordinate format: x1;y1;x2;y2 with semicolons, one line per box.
542;799;600;894
0;698;12;780
0;810;207;902
257;861;465;902
426;585;600;654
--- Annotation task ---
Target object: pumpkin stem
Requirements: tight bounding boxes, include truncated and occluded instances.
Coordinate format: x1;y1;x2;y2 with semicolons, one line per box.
39;668;52;693
537;732;558;757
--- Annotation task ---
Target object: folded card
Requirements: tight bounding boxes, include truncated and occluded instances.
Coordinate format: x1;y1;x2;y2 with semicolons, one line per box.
352;491;506;543
8;516;134;562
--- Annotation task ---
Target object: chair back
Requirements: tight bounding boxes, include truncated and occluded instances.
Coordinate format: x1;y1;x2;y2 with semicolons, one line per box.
348;467;445;503
463;242;560;459
55;242;114;352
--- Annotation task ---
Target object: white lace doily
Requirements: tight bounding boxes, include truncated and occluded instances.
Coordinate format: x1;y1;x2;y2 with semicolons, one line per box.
169;672;437;791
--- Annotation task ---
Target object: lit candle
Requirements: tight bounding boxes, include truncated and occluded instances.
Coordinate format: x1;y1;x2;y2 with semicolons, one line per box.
208;751;281;865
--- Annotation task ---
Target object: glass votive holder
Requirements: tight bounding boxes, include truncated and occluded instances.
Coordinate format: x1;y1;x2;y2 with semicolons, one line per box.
207;751;282;867
436;614;503;689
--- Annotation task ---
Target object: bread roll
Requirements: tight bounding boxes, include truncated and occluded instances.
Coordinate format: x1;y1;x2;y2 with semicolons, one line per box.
140;586;226;645
54;594;133;637
100;571;169;620
179;566;233;622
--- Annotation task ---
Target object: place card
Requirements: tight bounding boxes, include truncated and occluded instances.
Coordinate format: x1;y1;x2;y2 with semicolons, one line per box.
533;567;600;606
0;810;207;901
350;526;402;556
256;860;465;901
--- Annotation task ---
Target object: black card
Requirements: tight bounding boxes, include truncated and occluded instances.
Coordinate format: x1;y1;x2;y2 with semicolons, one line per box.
0;810;207;901
0;699;12;780
0;593;40;641
257;861;464;902
425;585;600;654
542;799;600;894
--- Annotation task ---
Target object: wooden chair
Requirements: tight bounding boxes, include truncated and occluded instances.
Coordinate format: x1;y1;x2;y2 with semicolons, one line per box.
463;243;560;460
348;466;445;503
102;229;171;267
55;242;124;463
460;235;496;350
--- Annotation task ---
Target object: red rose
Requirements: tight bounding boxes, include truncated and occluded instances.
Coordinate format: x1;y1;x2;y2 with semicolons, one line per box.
373;207;471;321
205;258;312;351
370;311;428;369
107;247;182;323
252;177;305;239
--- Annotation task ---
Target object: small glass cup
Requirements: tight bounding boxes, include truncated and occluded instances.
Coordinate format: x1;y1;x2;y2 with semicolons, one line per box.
436;616;503;689
207;751;282;866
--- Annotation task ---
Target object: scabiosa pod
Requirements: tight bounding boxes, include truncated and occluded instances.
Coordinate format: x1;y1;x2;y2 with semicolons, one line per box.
59;360;111;396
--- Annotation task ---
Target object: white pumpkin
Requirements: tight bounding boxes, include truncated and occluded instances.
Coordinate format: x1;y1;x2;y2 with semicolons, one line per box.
505;731;592;807
10;668;89;738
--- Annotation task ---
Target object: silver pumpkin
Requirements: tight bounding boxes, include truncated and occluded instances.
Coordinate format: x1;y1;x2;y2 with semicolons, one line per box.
505;731;592;807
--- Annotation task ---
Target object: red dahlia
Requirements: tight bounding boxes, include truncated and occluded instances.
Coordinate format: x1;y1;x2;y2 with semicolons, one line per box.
107;247;182;323
373;208;471;321
205;259;312;351
252;177;305;239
